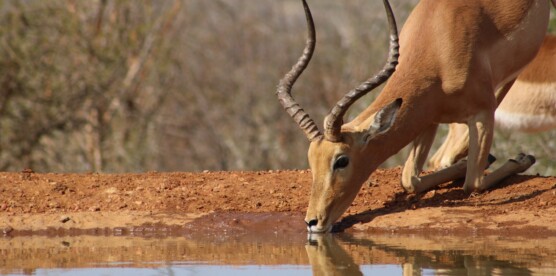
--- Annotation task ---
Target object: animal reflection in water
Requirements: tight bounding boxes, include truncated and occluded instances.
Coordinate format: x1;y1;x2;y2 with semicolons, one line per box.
305;235;542;276
306;235;362;276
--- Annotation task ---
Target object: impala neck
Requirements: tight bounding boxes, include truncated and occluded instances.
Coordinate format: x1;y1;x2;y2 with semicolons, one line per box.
347;72;439;172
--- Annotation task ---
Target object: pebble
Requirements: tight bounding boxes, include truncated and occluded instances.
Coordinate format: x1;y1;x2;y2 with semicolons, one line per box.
60;216;71;223
2;226;13;235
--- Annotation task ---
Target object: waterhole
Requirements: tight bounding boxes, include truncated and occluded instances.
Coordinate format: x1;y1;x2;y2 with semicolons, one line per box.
2;212;555;275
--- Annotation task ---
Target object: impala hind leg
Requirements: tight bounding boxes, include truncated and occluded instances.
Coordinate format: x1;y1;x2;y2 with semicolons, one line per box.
463;111;494;193
401;125;438;193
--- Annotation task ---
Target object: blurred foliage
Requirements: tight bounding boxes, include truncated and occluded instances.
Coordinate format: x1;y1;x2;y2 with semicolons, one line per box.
0;0;181;171
0;0;554;176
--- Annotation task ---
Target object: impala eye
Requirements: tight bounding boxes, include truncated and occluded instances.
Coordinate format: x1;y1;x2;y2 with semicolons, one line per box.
333;155;350;170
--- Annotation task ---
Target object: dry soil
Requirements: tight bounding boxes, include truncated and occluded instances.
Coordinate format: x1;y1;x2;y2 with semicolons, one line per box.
1;167;555;236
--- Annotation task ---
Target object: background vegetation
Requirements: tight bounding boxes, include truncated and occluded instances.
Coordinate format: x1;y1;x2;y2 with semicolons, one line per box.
1;0;555;175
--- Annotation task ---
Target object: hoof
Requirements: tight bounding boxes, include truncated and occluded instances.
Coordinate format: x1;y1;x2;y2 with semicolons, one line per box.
463;185;475;195
401;176;419;193
485;154;497;169
510;153;536;173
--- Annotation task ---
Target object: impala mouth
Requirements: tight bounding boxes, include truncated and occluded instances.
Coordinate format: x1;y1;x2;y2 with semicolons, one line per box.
307;225;331;233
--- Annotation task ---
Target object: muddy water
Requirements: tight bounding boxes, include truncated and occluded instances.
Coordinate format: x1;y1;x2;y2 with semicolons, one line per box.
2;232;556;275
2;213;556;275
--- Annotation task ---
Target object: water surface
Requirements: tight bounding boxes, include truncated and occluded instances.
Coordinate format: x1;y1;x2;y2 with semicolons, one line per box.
2;231;555;275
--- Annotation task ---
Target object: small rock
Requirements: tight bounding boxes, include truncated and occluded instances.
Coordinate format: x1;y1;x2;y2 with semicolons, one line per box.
114;227;126;234
60;216;71;223
104;187;118;194
2;226;13;235
52;183;69;195
20;168;34;180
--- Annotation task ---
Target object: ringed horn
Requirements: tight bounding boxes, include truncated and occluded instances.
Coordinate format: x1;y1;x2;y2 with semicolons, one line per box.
276;0;400;142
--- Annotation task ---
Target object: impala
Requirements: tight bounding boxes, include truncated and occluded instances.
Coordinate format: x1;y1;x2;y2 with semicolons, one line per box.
277;0;551;233
430;34;556;169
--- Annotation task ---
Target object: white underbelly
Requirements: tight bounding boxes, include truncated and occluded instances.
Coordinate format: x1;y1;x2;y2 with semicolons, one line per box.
495;110;556;132
495;82;556;133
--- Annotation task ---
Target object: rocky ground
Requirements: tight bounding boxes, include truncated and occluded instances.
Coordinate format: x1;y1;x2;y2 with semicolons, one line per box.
1;167;555;236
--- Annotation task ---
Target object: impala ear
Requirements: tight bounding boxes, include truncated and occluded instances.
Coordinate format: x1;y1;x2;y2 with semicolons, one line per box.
364;98;402;142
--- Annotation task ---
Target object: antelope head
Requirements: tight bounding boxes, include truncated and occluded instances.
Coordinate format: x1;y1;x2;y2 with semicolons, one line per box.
276;0;400;233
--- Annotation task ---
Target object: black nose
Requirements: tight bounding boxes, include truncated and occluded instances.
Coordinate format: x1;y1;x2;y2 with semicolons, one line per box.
306;219;318;227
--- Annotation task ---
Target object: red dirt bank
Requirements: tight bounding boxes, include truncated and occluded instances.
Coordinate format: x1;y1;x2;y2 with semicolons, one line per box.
1;168;555;235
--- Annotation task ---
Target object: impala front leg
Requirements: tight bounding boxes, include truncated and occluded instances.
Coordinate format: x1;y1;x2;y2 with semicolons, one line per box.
479;153;536;192
402;124;478;194
463;110;494;193
428;80;517;171
401;124;438;193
